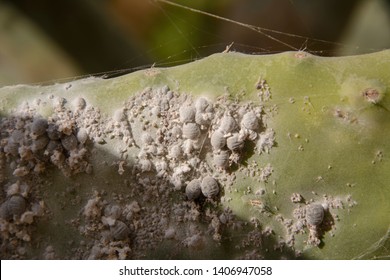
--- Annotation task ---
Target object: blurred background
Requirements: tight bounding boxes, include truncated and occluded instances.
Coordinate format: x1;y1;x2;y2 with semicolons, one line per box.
0;0;390;86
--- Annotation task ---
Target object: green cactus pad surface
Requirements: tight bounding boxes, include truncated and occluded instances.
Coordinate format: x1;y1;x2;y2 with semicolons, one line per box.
0;50;389;259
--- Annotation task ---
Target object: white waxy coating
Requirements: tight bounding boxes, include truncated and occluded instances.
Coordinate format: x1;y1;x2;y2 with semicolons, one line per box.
201;176;219;198
210;129;226;150
226;134;244;151
179;105;196;123
213;150;230;168
182;123;200;140
306;204;325;226
61;134;78;151
185;179;202;200
241;111;259;130
31;118;48;136
219;115;237;134
110;220;130;240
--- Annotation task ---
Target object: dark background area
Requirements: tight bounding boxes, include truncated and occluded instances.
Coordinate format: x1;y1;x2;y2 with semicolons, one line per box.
1;0;390;85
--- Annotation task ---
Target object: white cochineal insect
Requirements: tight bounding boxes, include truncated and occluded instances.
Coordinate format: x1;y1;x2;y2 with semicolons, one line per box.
4;139;18;156
210;129;226;150
241;111;259;130
0;195;27;220
76;128;89;144
141;133;154;145
201;176;219;198
171;126;182;138
47;123;61;140
46;140;62;154
32;135;49;152
110;220;131;240
61;134;78;151
31;118;48;137
0;202;8;220
179;105;196;123
185;179;202;200
213;150;230;169
10;130;24;144
72;97;86;110
104;204;122;220
182;123;201;140
168;144;183;159
226;133;245;151
306;204;325;227
195;97;212;113
195;111;213;126
219;115;237;134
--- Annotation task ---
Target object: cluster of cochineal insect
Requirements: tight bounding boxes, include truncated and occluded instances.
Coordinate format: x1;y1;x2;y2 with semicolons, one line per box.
177;97;266;201
126;86;270;204
0;180;45;248
0;99;92;178
171;94;265;168
210;109;261;169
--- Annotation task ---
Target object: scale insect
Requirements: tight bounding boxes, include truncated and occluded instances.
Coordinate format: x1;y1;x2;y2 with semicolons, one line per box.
213;150;230;168
201;176;219;198
195;97;212;113
241;111;259;130
219;115;237;134
182;123;201;140
179;105;196;123
110;220;131;240
31;118;48;137
210;129;226;150
226;133;244;151
306;204;325;227
0;195;27;220
185;179;202;200
61;134;78;151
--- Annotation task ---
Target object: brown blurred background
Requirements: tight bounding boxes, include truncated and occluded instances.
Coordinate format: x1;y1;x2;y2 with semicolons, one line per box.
1;0;390;86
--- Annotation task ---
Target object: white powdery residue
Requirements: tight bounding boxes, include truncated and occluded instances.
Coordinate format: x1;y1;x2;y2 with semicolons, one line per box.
256;78;272;102
290;193;303;203
259;163;273;182
83;195;103;219
256;128;275;154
